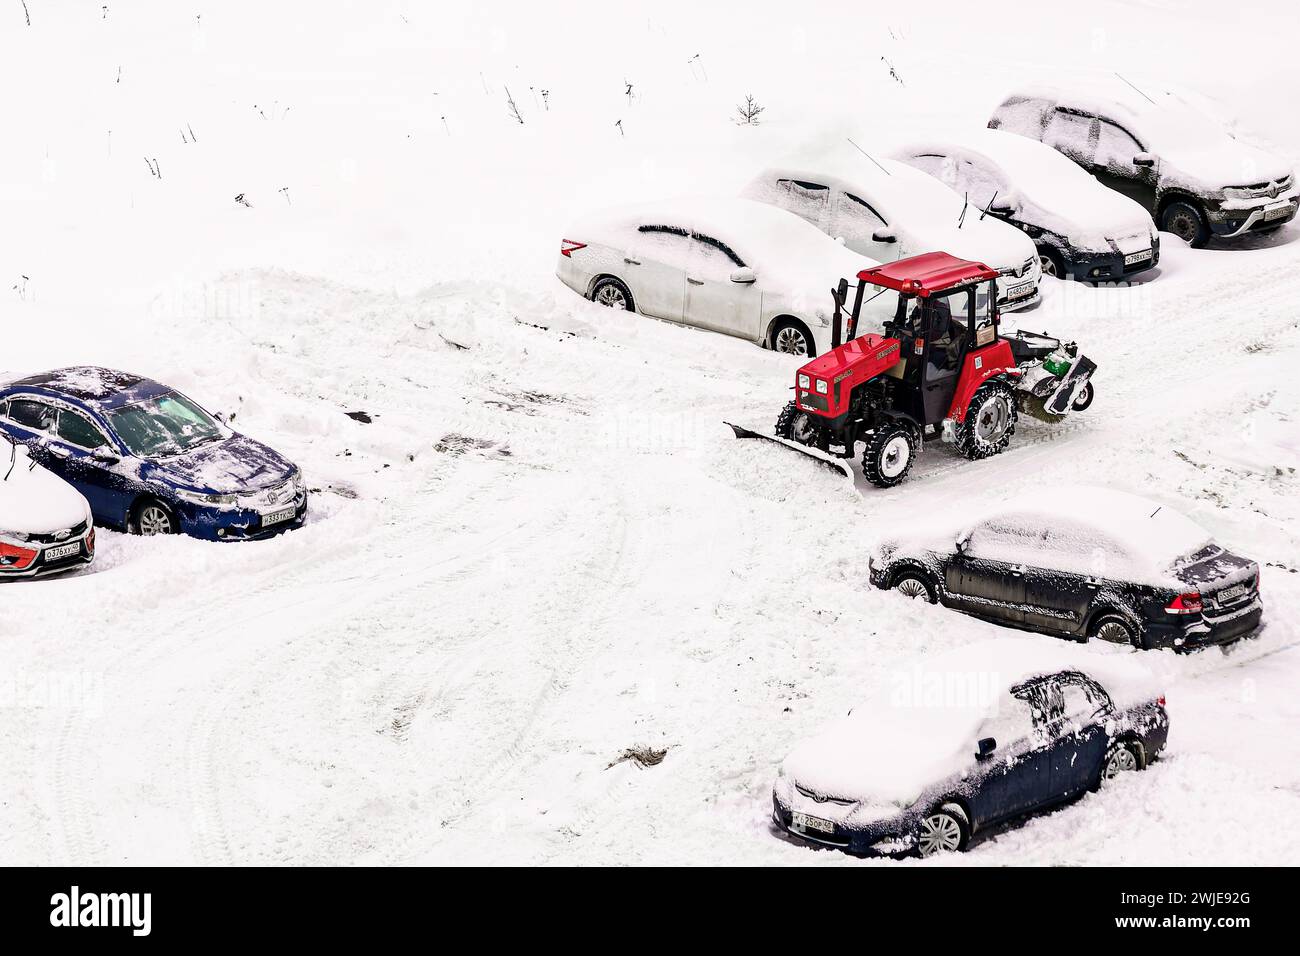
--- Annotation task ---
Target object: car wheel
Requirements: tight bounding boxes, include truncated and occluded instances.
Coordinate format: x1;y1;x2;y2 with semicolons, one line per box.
862;422;917;487
771;319;815;357
1160;200;1210;248
132;498;178;536
1098;741;1140;788
955;380;1018;461
591;276;634;311
893;570;937;604
774;400;825;447
1091;614;1138;647
1037;248;1064;279
1070;381;1094;412
917;803;969;858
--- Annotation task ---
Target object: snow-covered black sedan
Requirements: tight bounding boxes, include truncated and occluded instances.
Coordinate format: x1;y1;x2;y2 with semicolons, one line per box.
773;639;1168;857
0;367;306;541
895;129;1160;282
869;488;1261;651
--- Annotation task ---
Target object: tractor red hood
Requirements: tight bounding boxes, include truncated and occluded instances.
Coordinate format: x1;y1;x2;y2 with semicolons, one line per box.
800;334;903;382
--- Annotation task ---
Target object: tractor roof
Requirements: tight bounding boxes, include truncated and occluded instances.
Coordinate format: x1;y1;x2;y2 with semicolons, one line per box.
857;252;999;297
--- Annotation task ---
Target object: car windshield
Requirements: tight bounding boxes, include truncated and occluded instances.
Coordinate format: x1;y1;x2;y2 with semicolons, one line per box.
108;392;223;458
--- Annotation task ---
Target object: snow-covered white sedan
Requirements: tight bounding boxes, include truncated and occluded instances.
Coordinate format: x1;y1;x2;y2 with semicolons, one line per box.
990;83;1298;247
556;197;883;356
869;487;1262;651
0;436;95;577
773;638;1168;857
741;145;1042;311
895;129;1160;282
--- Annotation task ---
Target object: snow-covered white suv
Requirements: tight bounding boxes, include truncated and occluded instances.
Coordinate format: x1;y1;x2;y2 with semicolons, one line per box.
742;147;1042;312
556;197;885;357
990;84;1298;247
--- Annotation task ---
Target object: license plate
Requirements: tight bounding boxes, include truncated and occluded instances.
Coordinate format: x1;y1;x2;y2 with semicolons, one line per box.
791;811;835;834
1124;249;1153;265
1264;203;1292;221
1008;282;1032;299
262;506;296;526
1217;583;1248;603
45;542;80;561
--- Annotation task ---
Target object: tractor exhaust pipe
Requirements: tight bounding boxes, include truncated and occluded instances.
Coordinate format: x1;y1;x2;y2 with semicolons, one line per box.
830;278;849;350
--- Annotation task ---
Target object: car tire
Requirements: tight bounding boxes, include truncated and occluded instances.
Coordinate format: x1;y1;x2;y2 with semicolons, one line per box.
131;498;179;536
1090;613;1139;647
955;379;1017;461
1037;247;1065;279
1070;380;1094;412
590;276;634;311
1160;200;1210;248
916;802;969;858
1096;740;1141;790
774;400;825;448
892;569;938;604
771;319;816;357
862;422;917;487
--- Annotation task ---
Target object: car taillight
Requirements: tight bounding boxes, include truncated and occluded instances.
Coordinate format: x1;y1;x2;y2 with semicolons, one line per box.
1157;695;1166;707
559;239;586;258
0;541;38;570
1165;591;1203;615
86;528;96;554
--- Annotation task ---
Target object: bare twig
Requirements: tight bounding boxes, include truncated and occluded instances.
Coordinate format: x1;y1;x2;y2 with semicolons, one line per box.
504;86;524;124
735;94;765;125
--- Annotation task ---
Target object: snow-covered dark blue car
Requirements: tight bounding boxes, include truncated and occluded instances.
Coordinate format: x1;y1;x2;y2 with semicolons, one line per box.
0;367;306;541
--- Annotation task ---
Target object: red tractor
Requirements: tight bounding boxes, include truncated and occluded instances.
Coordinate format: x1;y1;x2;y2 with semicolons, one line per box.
735;252;1095;487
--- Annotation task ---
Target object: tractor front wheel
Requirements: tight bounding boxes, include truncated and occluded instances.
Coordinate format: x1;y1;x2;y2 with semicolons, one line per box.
775;400;826;448
955;380;1018;461
862;422;917;487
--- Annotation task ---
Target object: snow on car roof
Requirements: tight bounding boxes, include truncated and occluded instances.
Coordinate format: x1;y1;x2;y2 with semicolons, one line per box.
5;366;166;409
967;486;1213;586
898;128;1153;241
783;636;1160;805
568;195;875;286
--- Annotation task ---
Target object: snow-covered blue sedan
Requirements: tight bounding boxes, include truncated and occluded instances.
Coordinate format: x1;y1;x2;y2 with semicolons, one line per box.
0;367;306;540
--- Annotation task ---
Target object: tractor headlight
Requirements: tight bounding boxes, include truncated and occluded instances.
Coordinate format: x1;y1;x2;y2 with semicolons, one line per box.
815;379;828;395
798;374;810;390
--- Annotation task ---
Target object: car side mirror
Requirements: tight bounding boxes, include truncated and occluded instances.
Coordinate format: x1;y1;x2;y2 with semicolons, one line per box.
976;737;997;761
989;199;1016;215
955;533;970;556
1133;153;1155;168
872;229;897;244
730;267;757;284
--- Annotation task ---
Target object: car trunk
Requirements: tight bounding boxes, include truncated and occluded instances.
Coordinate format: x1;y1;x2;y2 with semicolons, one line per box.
1173;546;1259;614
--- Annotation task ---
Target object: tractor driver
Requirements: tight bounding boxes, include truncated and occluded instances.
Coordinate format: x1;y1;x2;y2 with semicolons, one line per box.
926;294;967;376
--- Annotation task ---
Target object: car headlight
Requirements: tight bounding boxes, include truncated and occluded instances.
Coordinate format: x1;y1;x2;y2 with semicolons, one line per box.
292;468;305;492
815;379;828;395
176;488;237;506
798;374;810;390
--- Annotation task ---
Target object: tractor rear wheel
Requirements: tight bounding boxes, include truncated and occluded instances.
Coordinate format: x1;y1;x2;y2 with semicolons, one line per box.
955;380;1017;461
775;400;825;448
862;422;917;487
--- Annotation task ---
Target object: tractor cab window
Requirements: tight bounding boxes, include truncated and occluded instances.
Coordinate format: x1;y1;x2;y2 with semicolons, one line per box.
924;289;971;378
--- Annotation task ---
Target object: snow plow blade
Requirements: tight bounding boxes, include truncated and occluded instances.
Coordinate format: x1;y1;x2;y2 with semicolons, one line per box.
724;422;855;480
1043;353;1097;416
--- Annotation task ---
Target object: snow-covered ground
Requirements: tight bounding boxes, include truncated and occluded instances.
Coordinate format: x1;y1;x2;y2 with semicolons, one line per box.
2;0;1298;865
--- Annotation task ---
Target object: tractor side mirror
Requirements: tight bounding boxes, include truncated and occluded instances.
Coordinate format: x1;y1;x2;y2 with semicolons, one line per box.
872;229;897;244
1133;153;1156;168
730;267;757;284
976;737;998;761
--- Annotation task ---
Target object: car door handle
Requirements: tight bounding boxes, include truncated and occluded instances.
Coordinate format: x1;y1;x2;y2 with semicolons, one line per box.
623;256;641;265
1009;564;1026;576
49;445;70;459
686;277;704;285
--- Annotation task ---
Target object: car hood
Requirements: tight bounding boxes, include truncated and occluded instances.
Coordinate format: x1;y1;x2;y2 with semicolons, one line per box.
1164;140;1293;192
899;214;1035;274
781;707;980;807
0;448;91;534
149;434;297;495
